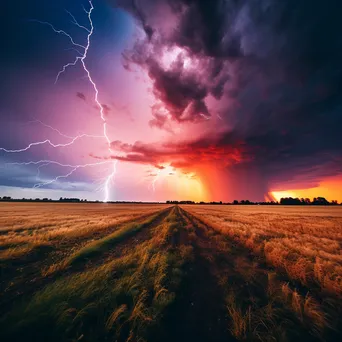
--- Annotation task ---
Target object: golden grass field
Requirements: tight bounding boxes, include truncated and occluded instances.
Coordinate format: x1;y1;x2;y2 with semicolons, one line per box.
0;203;341;342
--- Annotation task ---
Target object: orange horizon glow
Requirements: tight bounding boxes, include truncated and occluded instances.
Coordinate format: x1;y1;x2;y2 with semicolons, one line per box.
271;176;342;203
151;164;210;202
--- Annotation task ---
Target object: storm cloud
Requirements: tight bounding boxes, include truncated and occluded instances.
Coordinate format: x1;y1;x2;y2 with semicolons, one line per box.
113;0;342;200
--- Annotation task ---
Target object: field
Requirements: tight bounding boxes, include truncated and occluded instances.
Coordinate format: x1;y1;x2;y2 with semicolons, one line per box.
1;203;342;341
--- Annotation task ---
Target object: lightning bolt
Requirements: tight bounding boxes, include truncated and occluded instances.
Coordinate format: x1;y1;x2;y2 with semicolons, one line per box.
51;0;116;202
36;162;52;181
0;133;104;153
7;160;113;189
148;164;174;193
149;169;161;192
1;1;116;202
79;1;117;202
26;119;76;139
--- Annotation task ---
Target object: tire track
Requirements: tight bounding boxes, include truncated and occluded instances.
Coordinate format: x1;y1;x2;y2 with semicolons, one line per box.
157;206;234;342
180;207;326;342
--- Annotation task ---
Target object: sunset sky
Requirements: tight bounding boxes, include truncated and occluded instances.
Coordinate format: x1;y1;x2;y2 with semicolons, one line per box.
1;0;342;202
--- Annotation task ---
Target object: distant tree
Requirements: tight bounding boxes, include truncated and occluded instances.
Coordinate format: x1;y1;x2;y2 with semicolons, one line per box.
233;200;239;205
331;200;338;205
2;196;12;201
312;197;329;205
280;197;302;205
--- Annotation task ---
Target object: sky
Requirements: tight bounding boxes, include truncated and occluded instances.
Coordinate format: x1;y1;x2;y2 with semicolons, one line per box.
0;0;342;203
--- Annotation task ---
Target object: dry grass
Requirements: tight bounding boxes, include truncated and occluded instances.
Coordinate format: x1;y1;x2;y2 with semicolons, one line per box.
226;294;251;339
1;203;341;342
1;206;191;342
183;205;342;298
0;203;168;260
43;209;169;276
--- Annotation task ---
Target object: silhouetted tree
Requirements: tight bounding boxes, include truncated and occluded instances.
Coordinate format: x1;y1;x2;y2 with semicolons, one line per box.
312;197;329;205
240;200;252;205
280;197;302;205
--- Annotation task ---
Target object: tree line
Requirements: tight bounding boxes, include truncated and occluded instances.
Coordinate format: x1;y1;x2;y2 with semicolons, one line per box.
167;197;341;205
1;196;340;205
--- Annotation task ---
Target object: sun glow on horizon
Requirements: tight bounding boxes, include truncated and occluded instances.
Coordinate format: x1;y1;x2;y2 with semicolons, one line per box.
150;164;209;202
271;176;342;203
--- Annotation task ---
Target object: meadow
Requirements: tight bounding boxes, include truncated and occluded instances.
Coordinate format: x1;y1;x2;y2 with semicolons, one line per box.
0;203;341;341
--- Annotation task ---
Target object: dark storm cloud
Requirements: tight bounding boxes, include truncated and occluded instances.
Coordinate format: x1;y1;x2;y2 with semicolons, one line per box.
110;134;244;167
122;47;222;122
148;103;174;133
168;0;242;58
117;0;154;39
119;0;233;122
77;92;87;101
102;104;111;116
115;0;342;197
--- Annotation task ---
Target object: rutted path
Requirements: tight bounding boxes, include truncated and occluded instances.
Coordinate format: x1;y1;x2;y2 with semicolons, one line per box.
1;205;339;342
156;206;234;342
